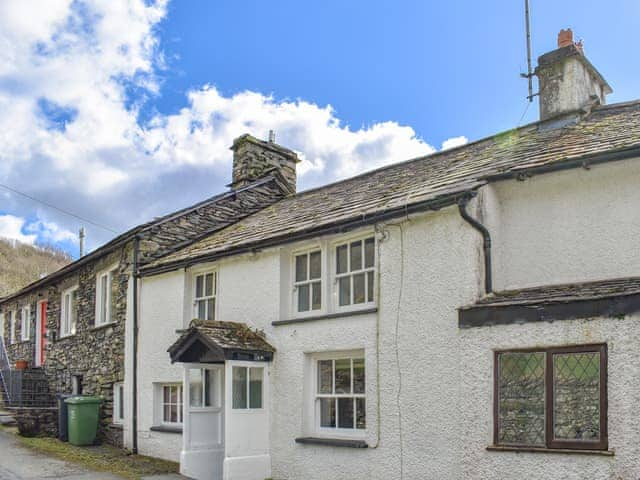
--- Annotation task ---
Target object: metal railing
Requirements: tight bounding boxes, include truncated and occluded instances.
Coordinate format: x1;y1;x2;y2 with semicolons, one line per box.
0;337;53;407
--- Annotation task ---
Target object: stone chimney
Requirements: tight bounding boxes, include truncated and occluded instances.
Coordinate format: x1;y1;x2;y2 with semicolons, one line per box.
535;29;612;121
230;133;300;194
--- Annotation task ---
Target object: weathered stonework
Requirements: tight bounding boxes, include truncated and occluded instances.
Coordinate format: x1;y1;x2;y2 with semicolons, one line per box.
10;407;58;437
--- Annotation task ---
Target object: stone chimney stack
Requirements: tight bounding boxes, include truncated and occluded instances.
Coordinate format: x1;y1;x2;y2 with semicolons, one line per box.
230;133;300;194
535;29;612;121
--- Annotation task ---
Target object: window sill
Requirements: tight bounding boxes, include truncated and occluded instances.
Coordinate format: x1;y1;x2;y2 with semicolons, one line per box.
93;322;117;331
486;445;614;456
150;425;183;434
295;437;368;448
56;334;77;341
109;423;123;430
273;307;378;326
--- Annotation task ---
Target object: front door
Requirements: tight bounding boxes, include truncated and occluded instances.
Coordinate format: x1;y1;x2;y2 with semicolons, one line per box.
35;301;47;368
181;365;224;480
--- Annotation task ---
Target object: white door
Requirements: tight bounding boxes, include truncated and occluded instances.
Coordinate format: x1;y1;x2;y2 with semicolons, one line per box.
181;365;225;480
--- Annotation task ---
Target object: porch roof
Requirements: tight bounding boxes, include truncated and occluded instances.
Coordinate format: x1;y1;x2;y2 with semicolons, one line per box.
167;320;275;363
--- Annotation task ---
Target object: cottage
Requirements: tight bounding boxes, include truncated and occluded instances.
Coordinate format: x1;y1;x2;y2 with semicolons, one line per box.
0;141;296;445
131;31;640;479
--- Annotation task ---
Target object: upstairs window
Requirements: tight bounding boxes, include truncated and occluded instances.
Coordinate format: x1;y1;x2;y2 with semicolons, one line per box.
9;311;16;345
336;237;375;307
61;287;78;337
194;272;216;321
294;250;322;313
96;267;116;326
21;305;30;341
495;344;607;451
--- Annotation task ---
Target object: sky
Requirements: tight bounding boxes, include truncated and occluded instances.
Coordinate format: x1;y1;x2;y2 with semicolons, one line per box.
1;0;638;258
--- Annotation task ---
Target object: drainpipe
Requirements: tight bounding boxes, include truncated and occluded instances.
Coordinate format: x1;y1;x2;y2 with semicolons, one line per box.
131;235;140;454
458;196;493;294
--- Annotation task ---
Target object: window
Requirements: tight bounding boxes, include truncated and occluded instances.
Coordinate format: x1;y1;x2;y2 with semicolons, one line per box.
21;305;30;341
294;250;322;313
96;267;116;326
194;272;216;320
0;313;4;343
113;383;124;424
60;287;78;337
495;344;607;451
232;366;263;409
315;356;366;434
9;311;16;345
188;368;220;408
336;237;375;308
161;384;183;424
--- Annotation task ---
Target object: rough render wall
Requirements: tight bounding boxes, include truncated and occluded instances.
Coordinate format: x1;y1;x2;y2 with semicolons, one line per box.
136;271;186;462
460;315;640;479
487;158;640;290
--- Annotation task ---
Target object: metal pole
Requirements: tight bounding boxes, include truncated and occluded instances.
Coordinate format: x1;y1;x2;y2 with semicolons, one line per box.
525;0;534;102
79;227;86;257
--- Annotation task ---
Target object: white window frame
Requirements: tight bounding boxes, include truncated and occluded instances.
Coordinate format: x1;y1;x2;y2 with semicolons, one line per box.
332;235;376;312
311;351;366;439
0;312;4;343
292;247;324;317
113;383;125;424
192;271;217;321
21;305;31;341
231;365;264;411
9;311;16;345
60;286;78;338
95;265;117;327
160;383;184;426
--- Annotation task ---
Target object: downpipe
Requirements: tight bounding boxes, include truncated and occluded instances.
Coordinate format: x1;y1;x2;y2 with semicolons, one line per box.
458;196;493;294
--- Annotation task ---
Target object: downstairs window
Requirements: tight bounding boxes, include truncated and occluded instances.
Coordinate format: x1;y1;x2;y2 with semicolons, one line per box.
495;344;607;450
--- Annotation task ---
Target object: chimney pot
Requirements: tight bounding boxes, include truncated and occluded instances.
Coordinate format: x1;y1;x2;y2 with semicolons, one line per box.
558;28;574;48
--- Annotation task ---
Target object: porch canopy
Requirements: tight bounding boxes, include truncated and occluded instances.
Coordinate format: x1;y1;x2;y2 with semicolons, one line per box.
168;320;275;364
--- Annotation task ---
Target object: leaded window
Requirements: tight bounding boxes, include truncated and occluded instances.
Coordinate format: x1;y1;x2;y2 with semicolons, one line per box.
495;344;607;450
336;237;375;307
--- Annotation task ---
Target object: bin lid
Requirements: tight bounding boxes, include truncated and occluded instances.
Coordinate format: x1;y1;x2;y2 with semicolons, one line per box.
64;396;103;405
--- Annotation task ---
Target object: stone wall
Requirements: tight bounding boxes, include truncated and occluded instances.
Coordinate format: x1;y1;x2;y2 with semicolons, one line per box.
10;407;58;437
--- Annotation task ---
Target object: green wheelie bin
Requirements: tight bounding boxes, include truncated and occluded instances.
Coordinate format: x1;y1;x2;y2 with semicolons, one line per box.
64;396;103;446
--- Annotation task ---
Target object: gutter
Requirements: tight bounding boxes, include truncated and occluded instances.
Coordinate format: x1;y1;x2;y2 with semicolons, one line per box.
140;190;474;277
131;235;140;454
458;196;493;294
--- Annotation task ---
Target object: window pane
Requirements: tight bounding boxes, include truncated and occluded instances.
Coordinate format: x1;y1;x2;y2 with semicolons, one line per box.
553;352;601;441
338;277;350;306
318;360;333;394
232;367;247;409
319;398;336;428
335;359;351;394
118;386;124;420
295;254;308;282
100;275;108;322
309;251;321;279
353;273;365;304
498;352;545;446
353;358;365;394
249;367;263;409
205;273;214;297
364;237;375;268
207;298;215;320
170;386;178;403
170;405;178;423
356;398;366;429
336;245;348;274
195;275;203;298
203;369;211;407
163;386;170;403
197;300;206;320
297;284;310;312
189;369;203;407
367;271;374;302
163;405;171;422
338;397;354;429
350;241;362;271
311;282;321;310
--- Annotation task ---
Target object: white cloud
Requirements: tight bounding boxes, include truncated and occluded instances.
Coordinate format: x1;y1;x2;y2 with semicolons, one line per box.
0;0;464;252
441;136;468;150
0;214;77;247
0;215;37;244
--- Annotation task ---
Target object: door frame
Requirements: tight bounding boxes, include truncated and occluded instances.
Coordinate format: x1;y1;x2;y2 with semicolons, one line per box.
35;300;47;367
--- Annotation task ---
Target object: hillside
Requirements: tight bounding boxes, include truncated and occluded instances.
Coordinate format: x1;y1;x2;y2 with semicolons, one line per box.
0;238;72;297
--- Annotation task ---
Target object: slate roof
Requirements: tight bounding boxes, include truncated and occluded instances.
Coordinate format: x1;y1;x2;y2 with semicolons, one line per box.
143;100;640;274
467;277;640;308
168;320;275;363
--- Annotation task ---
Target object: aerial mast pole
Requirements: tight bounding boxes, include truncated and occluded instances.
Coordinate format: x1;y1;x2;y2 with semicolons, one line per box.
524;0;534;102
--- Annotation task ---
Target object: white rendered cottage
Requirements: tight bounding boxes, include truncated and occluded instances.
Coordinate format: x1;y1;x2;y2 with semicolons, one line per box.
126;31;640;479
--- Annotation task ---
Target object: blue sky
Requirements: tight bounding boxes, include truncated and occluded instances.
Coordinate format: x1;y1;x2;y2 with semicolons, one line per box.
0;0;638;258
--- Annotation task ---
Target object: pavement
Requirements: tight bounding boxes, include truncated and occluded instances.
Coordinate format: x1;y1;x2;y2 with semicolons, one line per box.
0;429;188;480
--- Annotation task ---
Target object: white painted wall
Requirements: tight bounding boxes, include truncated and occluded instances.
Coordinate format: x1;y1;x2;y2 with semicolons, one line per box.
134;158;640;479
